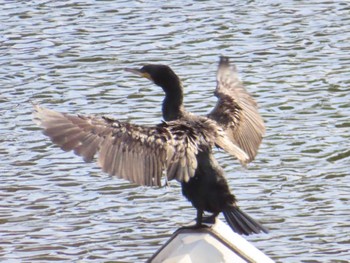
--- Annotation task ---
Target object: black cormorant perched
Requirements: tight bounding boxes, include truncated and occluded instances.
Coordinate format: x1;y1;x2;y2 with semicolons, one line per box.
34;56;267;235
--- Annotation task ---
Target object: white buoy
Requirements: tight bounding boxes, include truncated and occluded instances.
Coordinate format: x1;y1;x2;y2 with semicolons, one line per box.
148;219;274;263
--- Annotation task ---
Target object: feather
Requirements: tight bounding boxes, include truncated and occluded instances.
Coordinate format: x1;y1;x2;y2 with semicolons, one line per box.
208;56;265;162
34;105;202;187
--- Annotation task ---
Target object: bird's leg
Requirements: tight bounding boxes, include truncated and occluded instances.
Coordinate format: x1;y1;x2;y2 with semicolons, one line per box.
195;209;204;227
189;209;209;228
177;209;209;230
202;212;219;224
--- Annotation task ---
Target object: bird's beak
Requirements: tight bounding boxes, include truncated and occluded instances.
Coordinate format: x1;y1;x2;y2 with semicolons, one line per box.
124;68;152;81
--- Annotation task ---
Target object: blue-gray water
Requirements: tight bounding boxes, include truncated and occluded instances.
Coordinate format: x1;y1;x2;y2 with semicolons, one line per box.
1;1;350;262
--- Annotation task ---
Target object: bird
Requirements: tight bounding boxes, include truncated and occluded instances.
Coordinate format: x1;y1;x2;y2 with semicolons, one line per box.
33;56;267;235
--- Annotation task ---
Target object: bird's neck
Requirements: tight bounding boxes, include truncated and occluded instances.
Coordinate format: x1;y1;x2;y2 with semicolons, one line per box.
162;85;185;121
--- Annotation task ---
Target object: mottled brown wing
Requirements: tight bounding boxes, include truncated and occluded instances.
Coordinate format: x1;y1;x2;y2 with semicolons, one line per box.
33;105;199;186
208;57;265;162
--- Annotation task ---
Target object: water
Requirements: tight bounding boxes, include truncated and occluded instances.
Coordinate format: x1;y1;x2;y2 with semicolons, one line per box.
1;0;350;262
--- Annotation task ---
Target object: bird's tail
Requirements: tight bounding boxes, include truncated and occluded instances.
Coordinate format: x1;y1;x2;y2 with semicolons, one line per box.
223;206;268;235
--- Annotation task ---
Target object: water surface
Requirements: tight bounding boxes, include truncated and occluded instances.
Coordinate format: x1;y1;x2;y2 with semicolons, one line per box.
1;0;350;262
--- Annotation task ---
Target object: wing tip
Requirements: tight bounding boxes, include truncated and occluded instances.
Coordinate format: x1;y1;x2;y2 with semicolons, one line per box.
218;55;237;75
219;56;230;66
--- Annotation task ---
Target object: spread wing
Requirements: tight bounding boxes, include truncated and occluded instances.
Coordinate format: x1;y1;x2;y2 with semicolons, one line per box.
33;105;199;187
208;57;265;162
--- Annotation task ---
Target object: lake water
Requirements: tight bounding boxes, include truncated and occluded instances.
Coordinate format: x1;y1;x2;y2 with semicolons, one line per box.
1;0;350;262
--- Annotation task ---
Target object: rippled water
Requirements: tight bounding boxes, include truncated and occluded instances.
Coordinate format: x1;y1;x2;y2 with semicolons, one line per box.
1;0;350;262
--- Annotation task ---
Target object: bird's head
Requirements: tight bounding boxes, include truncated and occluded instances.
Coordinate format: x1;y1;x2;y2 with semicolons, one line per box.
125;64;182;93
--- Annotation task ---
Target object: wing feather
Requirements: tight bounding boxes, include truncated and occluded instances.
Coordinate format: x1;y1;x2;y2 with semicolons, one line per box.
208;56;265;162
144;154;150;185
33;105;200;187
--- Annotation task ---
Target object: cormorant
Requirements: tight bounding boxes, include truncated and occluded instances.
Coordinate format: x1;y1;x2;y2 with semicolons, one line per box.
34;56;267;235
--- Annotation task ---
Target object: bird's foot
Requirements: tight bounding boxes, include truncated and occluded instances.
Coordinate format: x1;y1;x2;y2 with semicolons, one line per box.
202;215;216;224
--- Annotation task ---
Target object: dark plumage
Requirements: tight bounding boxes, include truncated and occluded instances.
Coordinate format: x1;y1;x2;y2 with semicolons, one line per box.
34;56;267;235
